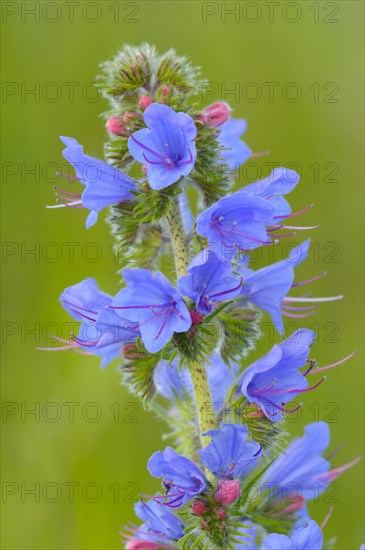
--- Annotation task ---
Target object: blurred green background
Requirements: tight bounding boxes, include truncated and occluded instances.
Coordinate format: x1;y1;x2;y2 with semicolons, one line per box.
1;1;364;548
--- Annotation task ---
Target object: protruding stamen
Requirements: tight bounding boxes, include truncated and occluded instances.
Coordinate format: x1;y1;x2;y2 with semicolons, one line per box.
292;272;327;287
273;204;314;219
250;150;269;158
129;132;165;160
283;295;344;303
307;351;356;374
325;442;345;461
320;507;333;531
317;455;363;482
288;377;326;393
209;277;243;299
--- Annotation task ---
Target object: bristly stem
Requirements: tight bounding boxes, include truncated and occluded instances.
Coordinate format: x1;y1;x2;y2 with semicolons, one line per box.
168;196;189;279
167;195;216;447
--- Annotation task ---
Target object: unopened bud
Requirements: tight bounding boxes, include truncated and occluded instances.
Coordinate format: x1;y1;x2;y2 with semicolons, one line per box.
122;111;139;123
190;310;204;325
215;479;240;507
192;499;209;516
139;95;152;110
126;541;165;550
106;116;127;135
203;101;231;127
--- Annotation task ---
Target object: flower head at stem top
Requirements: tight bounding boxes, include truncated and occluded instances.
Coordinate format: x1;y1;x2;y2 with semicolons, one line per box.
128;103;197;189
47;137;136;228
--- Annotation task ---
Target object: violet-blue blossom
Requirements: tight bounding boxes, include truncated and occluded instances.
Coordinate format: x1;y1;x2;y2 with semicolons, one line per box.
217;118;251;170
112;269;191;353
237;329;321;421
239;167;300;220
198;424;262;479
128;103;197;189
123;499;184;549
178;251;242;314
196;192;275;259
48;137;136;228
147;447;207;508
43;278;138;367
148;424;261;508
236;240;310;333
263;519;323;550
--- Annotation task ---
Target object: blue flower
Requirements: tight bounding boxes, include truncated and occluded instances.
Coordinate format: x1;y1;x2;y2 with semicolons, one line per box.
263;519;323;550
123;499;184;548
178;251;242;314
240;167;300;219
217;118;251;170
153;353;238;411
128;103;197;189
237;240;310;333
147;447;207;508
112;269;191;353
196;192;275;259
199;424;262;479
261;422;330;502
148;424;261;508
48;137;136;228
237;329;321;421
44;278;138;367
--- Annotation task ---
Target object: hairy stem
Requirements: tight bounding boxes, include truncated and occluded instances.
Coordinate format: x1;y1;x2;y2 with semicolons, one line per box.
168;196;189;279
168;196;216;447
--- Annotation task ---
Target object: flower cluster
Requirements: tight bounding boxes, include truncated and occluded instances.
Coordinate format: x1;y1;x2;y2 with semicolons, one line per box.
42;44;361;549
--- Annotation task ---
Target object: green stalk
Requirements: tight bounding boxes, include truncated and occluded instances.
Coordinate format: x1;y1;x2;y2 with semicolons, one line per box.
168;196;216;447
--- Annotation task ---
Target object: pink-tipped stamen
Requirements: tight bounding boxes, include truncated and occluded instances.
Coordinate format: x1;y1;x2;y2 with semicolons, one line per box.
292;272;327;287
282;304;319;311
282;311;317;319
273;204;314;219
250;150;269;158
317;456;363;482
55;172;79;181
53;186;81;197
320;507;333;531
307;351;356;374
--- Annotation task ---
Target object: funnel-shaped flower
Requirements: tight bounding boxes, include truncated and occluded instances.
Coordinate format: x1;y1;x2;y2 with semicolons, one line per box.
263;519;323;550
196;192;275;259
240;167;300;219
238;329;318;421
178;251;242;314
217;118;251;170
199;424;262;479
148;424;261;508
128;103;197;189
42;278;138;367
148;447;207;508
112;269;191;353
237;240;310;333
48;137;136;228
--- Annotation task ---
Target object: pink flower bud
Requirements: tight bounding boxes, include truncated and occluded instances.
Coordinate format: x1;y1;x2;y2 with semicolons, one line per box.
214;479;240;507
162;86;170;97
189;310;204;325
122;111;139;123
139;95;152;110
216;508;227;520
192;500;209;516
106;116;127;135
203;101;231;127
